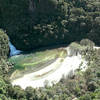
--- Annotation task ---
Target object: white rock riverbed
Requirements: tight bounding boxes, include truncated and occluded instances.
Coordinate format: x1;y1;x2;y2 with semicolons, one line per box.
11;47;87;89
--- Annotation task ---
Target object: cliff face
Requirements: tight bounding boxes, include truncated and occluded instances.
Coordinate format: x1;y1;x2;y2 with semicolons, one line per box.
0;0;100;51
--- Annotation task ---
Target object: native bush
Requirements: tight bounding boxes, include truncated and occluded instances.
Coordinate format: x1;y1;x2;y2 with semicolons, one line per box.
0;29;9;59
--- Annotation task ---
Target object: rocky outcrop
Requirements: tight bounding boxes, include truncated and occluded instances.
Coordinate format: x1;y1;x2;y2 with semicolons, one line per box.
67;42;84;56
67;41;95;57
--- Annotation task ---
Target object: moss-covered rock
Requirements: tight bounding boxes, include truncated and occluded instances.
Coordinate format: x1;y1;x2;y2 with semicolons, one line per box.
68;42;88;56
0;29;9;59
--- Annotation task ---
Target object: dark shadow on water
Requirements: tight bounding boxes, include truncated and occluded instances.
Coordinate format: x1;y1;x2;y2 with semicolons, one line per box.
19;42;70;55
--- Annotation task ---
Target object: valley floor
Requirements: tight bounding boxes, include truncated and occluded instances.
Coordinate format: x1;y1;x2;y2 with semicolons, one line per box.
12;47;87;89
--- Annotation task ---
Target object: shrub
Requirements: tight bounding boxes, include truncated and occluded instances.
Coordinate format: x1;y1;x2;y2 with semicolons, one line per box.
87;81;97;92
79;94;92;100
0;29;9;59
0;59;13;75
80;39;95;47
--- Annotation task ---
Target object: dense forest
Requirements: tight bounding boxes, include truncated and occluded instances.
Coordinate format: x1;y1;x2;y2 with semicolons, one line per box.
0;0;100;100
0;0;100;51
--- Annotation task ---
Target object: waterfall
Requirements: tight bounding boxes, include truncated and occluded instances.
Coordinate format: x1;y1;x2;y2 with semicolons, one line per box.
9;41;22;56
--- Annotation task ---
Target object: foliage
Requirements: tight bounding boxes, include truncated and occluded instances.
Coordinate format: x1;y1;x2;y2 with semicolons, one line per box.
0;0;100;51
0;58;13;76
80;39;95;47
0;29;9;59
0;40;99;100
0;0;100;100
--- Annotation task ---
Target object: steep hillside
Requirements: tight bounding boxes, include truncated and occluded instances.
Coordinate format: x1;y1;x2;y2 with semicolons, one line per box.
0;0;100;51
0;0;100;100
0;29;9;59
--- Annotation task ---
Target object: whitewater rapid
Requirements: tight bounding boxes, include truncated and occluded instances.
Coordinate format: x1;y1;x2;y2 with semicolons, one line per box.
11;48;87;89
